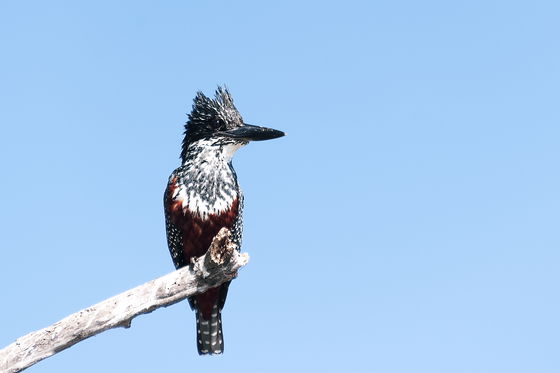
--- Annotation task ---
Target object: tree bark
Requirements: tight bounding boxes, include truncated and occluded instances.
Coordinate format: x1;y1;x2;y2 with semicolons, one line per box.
0;228;248;373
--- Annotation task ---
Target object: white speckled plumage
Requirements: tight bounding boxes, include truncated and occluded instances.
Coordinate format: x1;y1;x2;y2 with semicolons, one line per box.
171;138;243;220
164;86;282;356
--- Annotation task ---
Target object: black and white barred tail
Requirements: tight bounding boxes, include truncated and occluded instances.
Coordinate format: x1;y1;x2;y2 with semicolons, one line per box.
196;305;224;355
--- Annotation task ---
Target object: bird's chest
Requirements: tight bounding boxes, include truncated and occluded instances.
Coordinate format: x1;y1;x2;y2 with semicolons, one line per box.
169;196;240;260
170;166;238;218
166;167;240;259
175;198;239;259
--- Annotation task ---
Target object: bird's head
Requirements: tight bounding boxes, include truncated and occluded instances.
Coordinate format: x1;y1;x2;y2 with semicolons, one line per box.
181;86;284;162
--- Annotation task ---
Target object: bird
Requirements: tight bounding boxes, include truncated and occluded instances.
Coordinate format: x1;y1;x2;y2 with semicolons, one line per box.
163;86;284;355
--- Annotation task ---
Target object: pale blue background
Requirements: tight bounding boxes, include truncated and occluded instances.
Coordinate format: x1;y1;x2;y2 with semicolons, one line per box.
1;1;559;372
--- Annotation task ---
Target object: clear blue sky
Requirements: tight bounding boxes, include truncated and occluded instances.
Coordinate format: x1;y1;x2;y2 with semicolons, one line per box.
1;1;559;372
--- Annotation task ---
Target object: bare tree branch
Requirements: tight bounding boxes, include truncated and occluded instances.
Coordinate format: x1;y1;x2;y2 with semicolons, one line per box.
0;228;248;373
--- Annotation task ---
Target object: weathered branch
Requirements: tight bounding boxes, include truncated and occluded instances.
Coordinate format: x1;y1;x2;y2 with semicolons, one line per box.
0;228;248;373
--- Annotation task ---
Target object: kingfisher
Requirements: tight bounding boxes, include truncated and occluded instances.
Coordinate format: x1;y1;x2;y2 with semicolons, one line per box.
163;87;284;355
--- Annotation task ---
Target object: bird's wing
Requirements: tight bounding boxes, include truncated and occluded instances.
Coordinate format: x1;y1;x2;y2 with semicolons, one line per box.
163;173;189;269
231;190;244;250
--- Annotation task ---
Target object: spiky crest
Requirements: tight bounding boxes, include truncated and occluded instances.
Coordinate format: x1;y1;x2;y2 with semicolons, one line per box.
181;86;244;162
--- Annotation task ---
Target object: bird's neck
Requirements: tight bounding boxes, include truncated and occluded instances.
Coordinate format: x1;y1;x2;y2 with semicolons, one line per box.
176;139;241;218
183;138;243;164
181;139;242;183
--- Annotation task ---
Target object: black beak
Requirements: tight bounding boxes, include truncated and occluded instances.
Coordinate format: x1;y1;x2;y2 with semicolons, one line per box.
218;124;285;141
